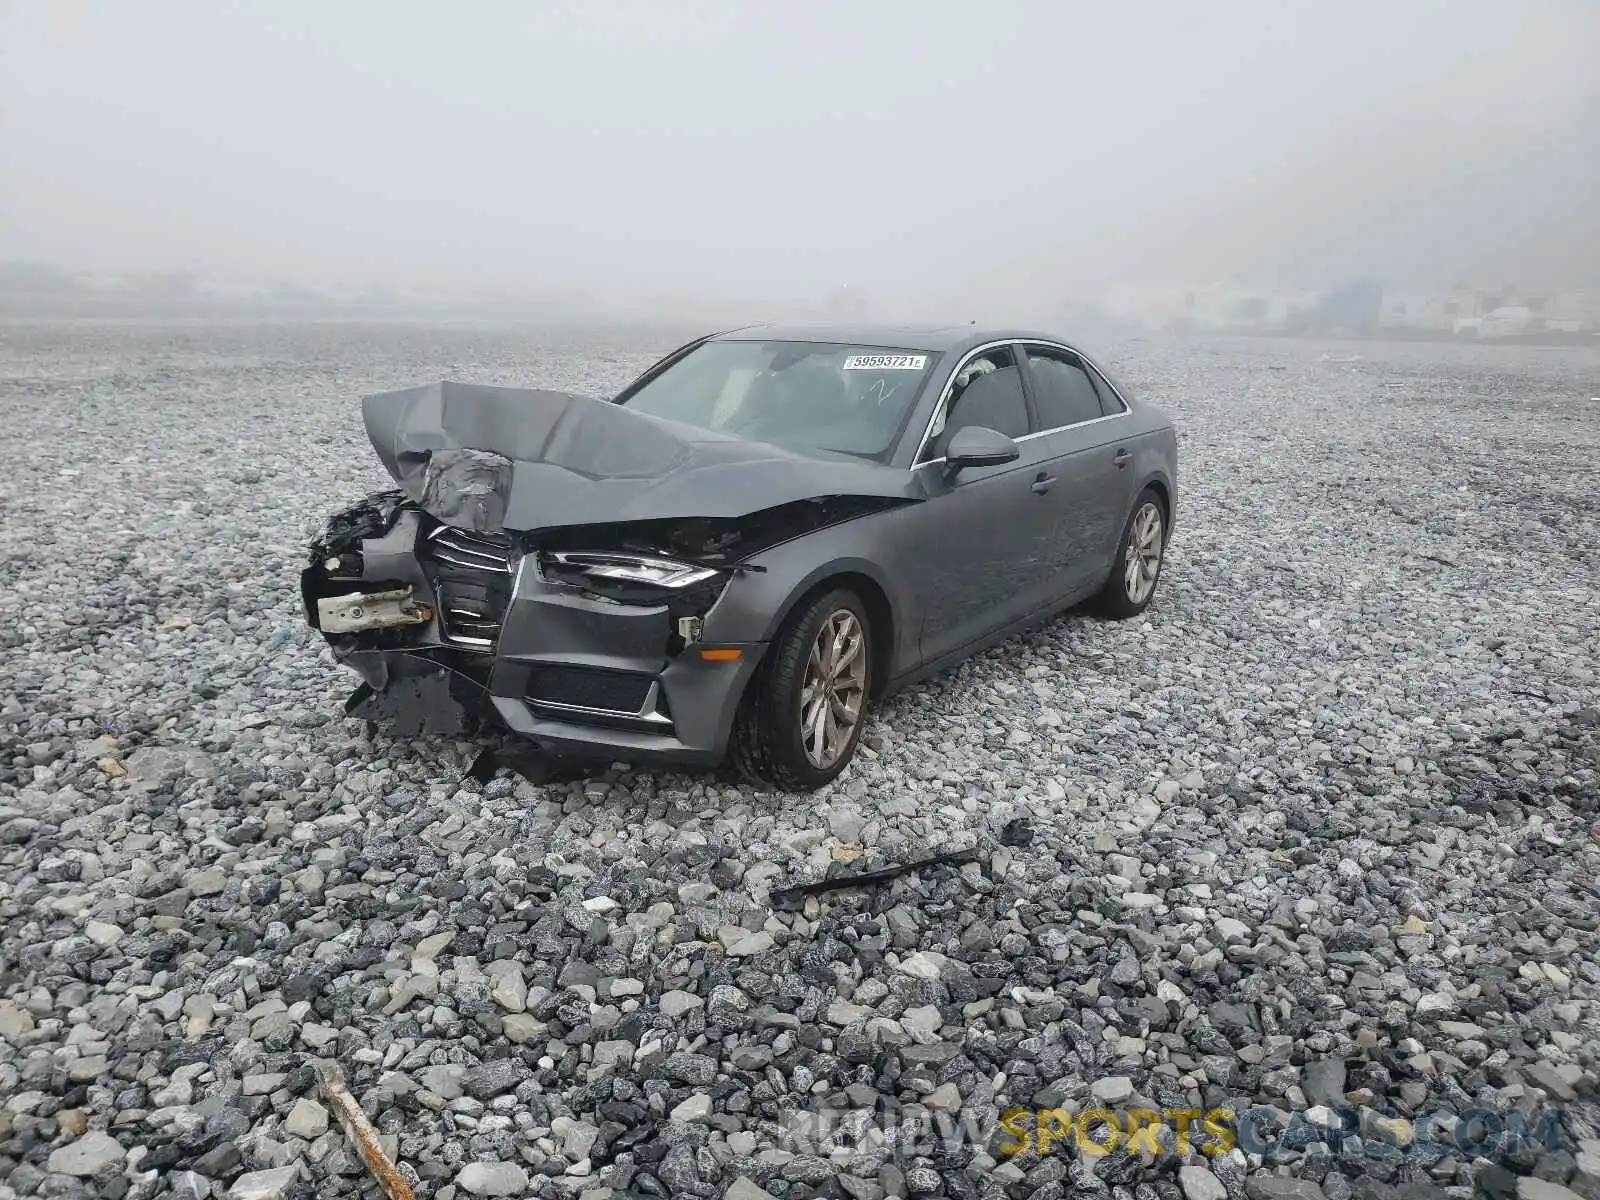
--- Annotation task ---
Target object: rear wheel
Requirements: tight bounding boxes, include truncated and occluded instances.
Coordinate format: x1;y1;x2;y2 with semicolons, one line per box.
1092;488;1167;618
731;587;872;791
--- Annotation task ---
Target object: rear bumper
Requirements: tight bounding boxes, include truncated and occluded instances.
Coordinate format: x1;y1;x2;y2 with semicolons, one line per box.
304;507;765;765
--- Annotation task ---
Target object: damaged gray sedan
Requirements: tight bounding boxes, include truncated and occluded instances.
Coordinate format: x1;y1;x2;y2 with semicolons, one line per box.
301;323;1178;789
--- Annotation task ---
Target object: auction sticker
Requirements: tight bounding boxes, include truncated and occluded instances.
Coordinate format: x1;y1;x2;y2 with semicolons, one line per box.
842;354;927;370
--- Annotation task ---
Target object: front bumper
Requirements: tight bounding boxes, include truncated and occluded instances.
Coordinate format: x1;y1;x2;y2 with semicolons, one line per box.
303;508;765;765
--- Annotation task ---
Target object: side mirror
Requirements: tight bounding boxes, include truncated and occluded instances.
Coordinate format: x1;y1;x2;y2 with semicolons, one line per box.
944;426;1020;471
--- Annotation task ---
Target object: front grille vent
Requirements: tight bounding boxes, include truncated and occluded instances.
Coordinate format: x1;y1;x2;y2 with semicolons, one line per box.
526;665;656;715
422;524;514;649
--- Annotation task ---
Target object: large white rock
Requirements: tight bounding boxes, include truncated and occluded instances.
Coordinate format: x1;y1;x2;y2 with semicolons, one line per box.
46;1130;126;1177
1214;917;1252;944
284;1097;329;1140
486;960;527;1012
1090;1076;1134;1104
670;1093;713;1123
659;990;703;1018
895;951;948;979
1516;1180;1585;1200
1179;1164;1229;1200
726;1178;779;1200
456;1161;531;1196
228;1165;302;1199
724;930;774;957
0;1002;35;1042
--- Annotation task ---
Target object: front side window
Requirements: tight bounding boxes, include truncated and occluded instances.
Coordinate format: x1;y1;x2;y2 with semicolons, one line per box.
920;346;1027;461
1024;345;1106;428
617;340;935;463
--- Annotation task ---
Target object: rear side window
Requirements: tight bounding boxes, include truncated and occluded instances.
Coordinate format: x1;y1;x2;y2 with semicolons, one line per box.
1023;345;1105;428
922;347;1028;460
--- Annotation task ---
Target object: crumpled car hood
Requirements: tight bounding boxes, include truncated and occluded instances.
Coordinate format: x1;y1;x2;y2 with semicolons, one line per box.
362;381;920;532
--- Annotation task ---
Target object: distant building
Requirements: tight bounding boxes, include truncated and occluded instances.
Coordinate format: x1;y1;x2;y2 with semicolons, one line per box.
129;271;199;300
1418;289;1469;330
1312;279;1383;332
1377;287;1434;328
1413;286;1597;337
1105;279;1597;339
1480;306;1535;338
1101;282;1311;332
1545;290;1599;333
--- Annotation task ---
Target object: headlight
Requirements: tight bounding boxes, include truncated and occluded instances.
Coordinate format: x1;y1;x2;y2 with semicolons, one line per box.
540;551;722;590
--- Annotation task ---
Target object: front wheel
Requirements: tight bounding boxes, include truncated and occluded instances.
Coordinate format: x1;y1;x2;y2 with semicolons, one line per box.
730;587;873;791
1092;489;1168;618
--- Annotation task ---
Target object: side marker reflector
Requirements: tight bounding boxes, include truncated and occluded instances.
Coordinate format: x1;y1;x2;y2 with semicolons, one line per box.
699;648;743;662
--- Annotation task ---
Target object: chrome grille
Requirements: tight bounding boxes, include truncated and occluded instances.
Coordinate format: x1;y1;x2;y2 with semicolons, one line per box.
426;525;514;574
422;525;515;649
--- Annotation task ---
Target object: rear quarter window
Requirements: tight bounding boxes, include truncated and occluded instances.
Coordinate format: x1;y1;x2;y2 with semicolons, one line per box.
1085;362;1132;414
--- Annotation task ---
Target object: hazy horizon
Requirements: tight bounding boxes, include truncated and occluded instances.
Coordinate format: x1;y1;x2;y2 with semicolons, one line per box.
4;1;1596;316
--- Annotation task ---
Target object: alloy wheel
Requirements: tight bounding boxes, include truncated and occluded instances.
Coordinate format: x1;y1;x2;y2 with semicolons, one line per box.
1124;502;1164;605
799;609;867;769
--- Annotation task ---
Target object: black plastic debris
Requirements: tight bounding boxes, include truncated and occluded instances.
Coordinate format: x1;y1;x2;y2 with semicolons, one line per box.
309;488;408;564
344;675;473;737
768;847;981;910
999;817;1034;847
466;743;597;787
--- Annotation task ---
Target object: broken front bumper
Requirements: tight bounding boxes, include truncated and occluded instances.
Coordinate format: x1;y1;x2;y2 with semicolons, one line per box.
303;506;765;765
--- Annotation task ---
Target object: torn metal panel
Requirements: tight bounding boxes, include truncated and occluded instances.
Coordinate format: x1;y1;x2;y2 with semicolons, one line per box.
316;587;432;634
418;447;513;534
302;491;430;636
361;381;921;533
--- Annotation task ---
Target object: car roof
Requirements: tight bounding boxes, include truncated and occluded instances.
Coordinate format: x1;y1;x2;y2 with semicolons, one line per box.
709;322;1080;355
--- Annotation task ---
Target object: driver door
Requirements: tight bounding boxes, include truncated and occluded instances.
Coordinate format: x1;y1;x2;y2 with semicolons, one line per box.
900;345;1060;667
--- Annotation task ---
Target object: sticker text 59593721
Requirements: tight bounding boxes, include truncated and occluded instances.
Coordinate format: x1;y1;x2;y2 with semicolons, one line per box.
842;354;927;370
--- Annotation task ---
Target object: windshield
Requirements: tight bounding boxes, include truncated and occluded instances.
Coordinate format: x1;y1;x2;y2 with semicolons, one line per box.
616;340;937;463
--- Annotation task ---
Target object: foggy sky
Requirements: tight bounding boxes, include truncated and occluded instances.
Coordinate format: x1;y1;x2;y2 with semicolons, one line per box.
3;0;1596;311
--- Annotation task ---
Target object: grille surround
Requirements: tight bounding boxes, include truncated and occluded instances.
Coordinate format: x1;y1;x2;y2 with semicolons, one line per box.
421;524;515;650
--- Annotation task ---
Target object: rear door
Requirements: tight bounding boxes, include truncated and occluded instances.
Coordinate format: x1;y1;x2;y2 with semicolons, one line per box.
1017;343;1138;597
901;343;1065;666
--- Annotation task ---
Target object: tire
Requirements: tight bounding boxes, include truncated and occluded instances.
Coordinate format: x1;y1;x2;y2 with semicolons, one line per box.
730;587;873;791
1092;487;1168;618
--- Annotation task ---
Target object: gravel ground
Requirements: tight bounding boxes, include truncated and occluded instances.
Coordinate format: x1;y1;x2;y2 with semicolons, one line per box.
1;321;1598;1200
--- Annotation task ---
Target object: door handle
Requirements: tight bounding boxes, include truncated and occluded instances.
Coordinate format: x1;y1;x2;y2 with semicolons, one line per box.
1113;448;1132;468
1031;472;1056;494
